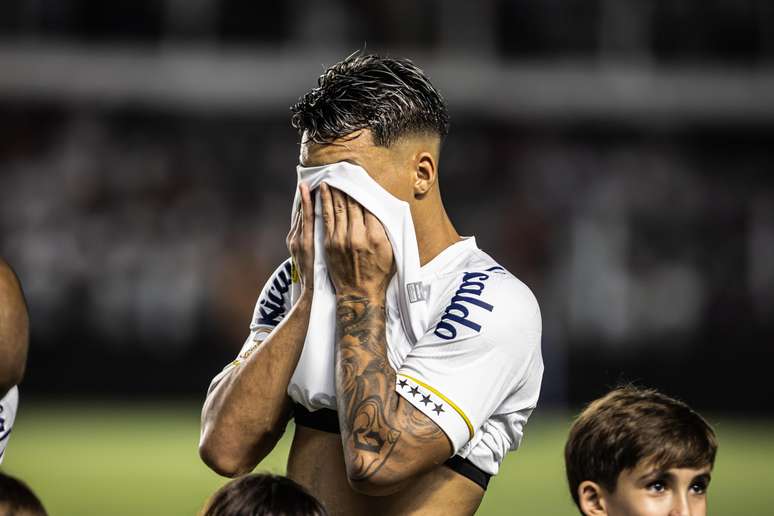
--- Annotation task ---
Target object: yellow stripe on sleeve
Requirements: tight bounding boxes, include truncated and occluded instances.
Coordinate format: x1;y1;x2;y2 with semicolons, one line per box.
399;374;475;439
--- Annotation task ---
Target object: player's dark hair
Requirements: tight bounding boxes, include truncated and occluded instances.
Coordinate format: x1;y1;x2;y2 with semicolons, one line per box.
290;52;450;147
0;473;48;516
564;386;717;513
202;473;327;516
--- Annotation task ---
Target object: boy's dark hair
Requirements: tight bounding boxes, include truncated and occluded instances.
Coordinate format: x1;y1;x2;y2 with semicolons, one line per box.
290;53;450;147
564;386;717;511
0;473;47;516
202;473;327;516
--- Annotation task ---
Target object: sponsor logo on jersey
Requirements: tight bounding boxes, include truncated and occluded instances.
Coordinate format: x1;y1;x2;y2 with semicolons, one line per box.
434;271;495;340
257;261;292;326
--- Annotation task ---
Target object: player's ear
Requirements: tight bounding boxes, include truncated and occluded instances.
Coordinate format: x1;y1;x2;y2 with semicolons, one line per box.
412;151;436;198
578;481;607;516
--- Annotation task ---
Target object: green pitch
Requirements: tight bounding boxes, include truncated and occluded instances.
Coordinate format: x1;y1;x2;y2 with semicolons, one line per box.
2;402;772;515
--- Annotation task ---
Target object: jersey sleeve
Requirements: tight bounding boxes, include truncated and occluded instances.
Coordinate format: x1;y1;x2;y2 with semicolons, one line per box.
208;259;295;392
395;270;543;454
0;386;19;464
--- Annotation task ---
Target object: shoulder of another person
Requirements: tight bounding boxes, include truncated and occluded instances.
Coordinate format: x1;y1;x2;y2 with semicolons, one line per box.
0;259;18;288
430;264;540;344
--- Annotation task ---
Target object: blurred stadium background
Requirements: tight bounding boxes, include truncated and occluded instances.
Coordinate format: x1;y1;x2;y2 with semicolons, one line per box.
1;1;773;514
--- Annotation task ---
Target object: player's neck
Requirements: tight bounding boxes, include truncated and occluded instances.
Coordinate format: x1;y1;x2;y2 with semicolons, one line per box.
411;196;461;267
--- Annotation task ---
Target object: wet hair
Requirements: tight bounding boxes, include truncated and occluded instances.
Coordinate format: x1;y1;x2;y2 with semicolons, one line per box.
201;473;327;516
564;386;717;512
0;473;47;516
290;52;450;147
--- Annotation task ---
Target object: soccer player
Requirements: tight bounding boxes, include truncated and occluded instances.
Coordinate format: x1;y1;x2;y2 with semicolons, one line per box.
0;259;29;464
200;473;327;516
564;386;718;516
200;54;543;515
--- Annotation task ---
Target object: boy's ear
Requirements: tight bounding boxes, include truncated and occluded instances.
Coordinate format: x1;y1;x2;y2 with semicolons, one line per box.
578;481;607;516
412;151;437;198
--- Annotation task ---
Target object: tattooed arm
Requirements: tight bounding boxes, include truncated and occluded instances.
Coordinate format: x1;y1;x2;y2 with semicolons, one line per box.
335;295;451;494
199;183;316;477
321;184;452;495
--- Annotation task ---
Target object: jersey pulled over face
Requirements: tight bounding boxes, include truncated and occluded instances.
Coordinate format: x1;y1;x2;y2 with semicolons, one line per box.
214;237;543;476
0;386;18;464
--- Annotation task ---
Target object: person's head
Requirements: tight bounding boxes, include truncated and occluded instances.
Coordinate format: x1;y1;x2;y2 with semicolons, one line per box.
201;473;327;516
290;53;450;205
0;473;47;516
565;386;718;516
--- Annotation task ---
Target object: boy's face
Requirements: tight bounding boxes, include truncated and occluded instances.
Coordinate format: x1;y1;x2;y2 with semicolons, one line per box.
581;462;712;516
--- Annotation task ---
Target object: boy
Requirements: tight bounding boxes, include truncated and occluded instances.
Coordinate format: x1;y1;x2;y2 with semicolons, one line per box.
565;386;718;516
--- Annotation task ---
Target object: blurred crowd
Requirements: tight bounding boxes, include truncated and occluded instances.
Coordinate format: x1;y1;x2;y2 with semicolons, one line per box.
0;109;292;355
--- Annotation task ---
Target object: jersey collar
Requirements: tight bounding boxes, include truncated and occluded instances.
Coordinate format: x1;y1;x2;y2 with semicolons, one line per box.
420;236;478;277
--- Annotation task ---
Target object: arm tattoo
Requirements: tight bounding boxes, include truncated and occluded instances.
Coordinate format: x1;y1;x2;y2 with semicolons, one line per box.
335;295;445;481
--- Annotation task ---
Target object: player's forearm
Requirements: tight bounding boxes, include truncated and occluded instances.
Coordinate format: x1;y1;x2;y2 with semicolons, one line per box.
0;260;29;397
200;293;312;477
334;294;448;495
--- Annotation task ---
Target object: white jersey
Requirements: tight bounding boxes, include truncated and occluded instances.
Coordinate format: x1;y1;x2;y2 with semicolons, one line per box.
214;237;543;475
0;386;18;464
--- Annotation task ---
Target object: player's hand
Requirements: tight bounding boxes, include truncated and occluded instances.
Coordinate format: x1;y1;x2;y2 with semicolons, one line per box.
320;182;395;300
286;182;315;293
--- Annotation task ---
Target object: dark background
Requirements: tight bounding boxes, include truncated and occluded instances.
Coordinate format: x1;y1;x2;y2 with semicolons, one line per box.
1;0;772;413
